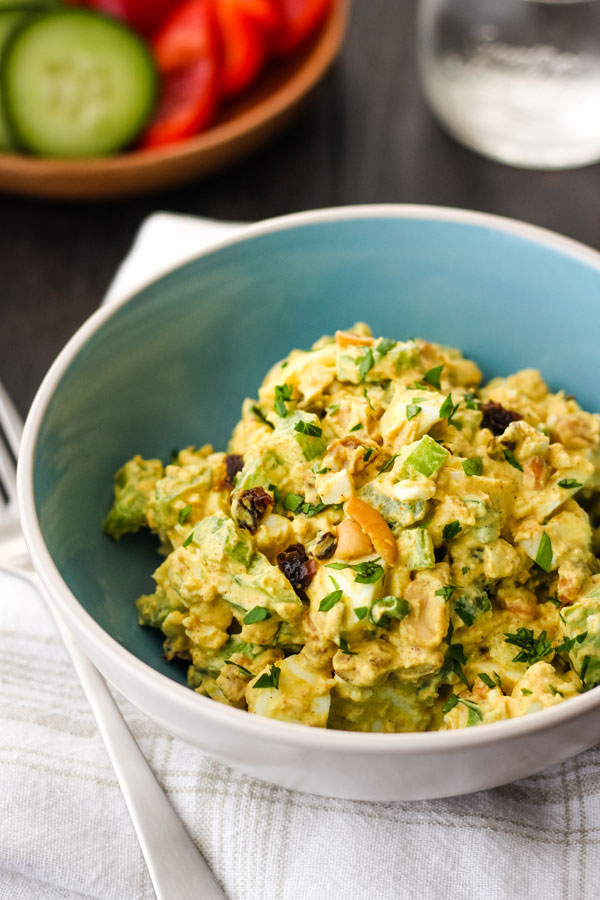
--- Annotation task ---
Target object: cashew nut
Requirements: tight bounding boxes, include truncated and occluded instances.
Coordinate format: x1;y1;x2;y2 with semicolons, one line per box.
335;518;374;559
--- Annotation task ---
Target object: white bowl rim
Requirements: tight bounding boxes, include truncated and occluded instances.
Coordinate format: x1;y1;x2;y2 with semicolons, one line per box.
16;202;600;755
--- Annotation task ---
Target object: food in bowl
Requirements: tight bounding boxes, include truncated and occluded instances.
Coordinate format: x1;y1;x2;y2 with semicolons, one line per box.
104;323;600;733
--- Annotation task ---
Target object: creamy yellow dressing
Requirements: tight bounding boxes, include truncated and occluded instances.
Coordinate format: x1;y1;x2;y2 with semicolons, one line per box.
104;325;600;731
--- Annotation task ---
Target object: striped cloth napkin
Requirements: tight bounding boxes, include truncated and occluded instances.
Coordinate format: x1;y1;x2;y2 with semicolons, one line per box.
1;214;599;900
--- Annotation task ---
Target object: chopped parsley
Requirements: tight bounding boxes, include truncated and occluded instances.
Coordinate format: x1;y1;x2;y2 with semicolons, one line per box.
535;531;553;573
462;456;483;477
319;589;343;612
339;636;357;655
442;694;459;714
449;643;470;689
379;454;398;473
284;492;333;517
441;694;482;725
224;660;253;677
358;348;375;382
454;591;491;627
442;520;462;540
376;337;396;356
504;627;552;665
349;423;364;432
243;606;270;625
478;672;496;690
253;664;280;690
548;685;564;697
363;447;375;463
521;688;532;696
354;606;369;620
178;504;192;525
251;404;274;429
350;560;385;584
284;492;305;514
268;483;282;504
554;632;588;654
328;404;340;414
182;531;195;548
294;420;322;438
423;364;444;390
406;403;422;420
558;478;582;490
326;562;349;570
274;383;293;417
440;393;460;425
503;449;523;471
435;584;457;602
363;388;374;410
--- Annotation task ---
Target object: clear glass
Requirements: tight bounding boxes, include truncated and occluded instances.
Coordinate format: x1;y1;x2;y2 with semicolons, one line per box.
417;0;600;169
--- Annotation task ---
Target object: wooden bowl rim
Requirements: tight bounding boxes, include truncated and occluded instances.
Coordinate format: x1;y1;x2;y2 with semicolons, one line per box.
0;0;348;177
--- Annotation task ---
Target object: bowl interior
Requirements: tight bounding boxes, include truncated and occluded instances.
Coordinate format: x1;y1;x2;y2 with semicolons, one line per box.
32;213;600;686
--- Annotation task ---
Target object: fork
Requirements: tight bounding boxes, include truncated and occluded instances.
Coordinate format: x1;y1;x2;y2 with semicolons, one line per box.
0;379;228;900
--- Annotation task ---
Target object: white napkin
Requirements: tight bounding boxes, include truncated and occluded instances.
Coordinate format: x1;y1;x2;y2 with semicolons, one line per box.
2;214;599;900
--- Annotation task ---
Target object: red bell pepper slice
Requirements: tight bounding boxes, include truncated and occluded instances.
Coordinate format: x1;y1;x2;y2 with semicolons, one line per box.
139;0;220;148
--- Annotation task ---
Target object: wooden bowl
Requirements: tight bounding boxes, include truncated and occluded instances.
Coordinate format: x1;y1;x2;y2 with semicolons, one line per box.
0;1;348;201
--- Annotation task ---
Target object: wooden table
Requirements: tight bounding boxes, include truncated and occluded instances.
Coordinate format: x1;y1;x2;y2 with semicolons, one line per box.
2;0;599;416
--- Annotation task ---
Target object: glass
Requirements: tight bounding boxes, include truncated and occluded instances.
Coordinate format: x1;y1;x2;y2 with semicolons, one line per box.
417;0;600;169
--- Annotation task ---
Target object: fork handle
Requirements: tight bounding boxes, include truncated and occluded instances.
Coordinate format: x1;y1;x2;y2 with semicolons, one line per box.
37;576;228;900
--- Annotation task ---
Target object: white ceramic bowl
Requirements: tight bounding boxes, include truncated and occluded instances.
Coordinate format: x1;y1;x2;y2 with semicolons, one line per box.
17;204;600;801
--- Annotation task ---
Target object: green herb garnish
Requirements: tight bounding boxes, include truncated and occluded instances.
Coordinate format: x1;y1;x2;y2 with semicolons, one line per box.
442;693;459;714
423;364;444;390
363;447;374;463
557;478;582;490
443;520;462;540
369;595;411;627
521;688;532;696
350;560;384;584
440;393;460;425
254;664;280;689
243;606;270;625
435;584;457;602
354;606;369;620
535;531;553;573
376;337;396;356
503;449;523;471
363;388;374;410
178;504;192;525
462;457;483;477
449;644;470;688
504;627;552;665
251;404;274;429
478;672;496;690
339;636;357;655
294;420;322;438
406;404;422;421
349;423;363;432
319;590;344;612
358;348;375;382
224;660;253;677
182;531;195;548
379;454;398;473
274;383;293;417
284;492;305;514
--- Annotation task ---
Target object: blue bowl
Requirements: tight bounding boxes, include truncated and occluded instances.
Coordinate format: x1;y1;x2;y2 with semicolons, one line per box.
18;206;600;800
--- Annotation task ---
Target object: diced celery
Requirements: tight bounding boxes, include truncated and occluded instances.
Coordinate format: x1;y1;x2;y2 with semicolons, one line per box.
403;436;449;478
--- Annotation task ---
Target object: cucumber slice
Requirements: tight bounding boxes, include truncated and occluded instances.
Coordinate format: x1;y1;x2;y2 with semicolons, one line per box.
0;8;38;150
2;9;157;157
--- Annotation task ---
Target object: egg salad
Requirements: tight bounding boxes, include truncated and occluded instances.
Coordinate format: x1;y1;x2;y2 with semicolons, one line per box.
104;325;600;732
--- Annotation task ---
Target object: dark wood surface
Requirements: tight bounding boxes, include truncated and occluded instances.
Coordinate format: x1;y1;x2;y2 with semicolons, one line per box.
1;0;599;417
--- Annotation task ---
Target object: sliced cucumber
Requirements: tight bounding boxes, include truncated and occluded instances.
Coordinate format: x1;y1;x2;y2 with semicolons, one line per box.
0;7;38;150
2;9;157;157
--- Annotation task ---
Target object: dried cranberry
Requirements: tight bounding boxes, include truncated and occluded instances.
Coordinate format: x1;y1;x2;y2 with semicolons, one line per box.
277;543;317;596
481;400;522;436
225;454;244;486
233;486;273;533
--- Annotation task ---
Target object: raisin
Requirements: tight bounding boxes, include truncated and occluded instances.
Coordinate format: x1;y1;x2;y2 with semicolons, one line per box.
277;543;317;596
481;400;522;436
233;486;273;533
225;454;244;486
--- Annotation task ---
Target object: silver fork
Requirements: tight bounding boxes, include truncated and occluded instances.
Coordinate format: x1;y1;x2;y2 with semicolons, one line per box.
0;380;228;900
